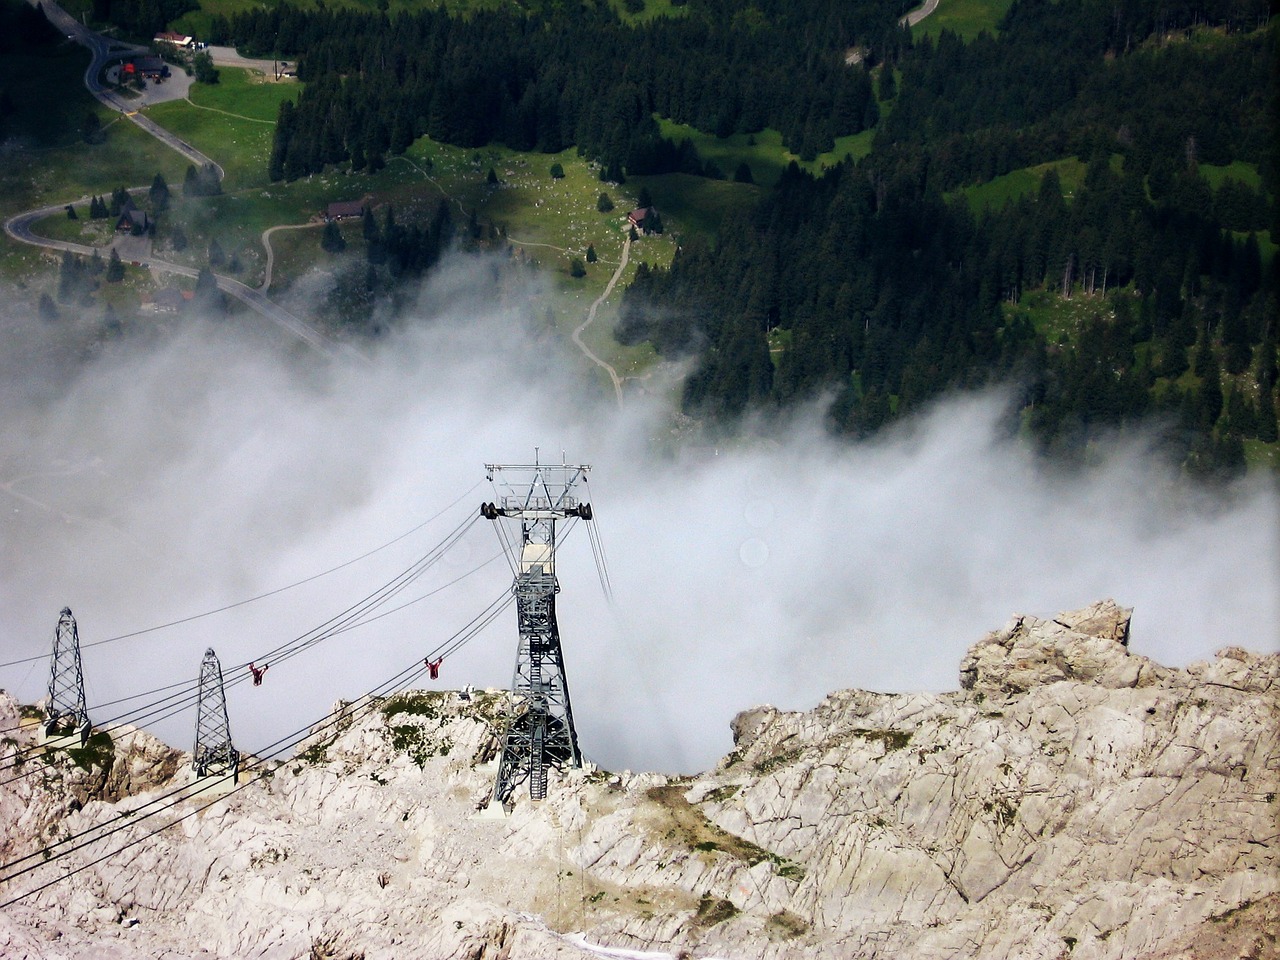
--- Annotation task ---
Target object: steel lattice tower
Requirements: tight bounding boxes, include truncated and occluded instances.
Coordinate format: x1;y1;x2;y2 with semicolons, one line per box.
192;648;238;778
45;607;90;743
481;458;593;805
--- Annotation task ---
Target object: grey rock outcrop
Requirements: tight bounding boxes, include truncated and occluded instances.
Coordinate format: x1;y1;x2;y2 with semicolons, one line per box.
0;601;1275;960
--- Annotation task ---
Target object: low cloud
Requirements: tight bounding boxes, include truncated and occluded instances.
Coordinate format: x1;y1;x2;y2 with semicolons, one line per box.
1;257;1276;774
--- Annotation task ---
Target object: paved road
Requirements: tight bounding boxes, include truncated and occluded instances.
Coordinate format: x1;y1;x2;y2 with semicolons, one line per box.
206;45;293;77
36;0;222;176
12;0;339;356
901;0;942;26
4;205;337;354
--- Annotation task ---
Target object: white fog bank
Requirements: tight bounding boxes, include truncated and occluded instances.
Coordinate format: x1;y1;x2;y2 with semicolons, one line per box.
1;258;1276;773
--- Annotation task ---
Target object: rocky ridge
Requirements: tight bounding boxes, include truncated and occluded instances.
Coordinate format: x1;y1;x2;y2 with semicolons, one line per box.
0;600;1276;959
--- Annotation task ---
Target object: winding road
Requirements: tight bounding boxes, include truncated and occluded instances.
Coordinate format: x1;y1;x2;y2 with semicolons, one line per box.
6;0;335;355
901;0;942;27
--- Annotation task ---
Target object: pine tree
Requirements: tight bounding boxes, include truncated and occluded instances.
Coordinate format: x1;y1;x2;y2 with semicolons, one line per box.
106;248;124;282
586;244;597;263
149;172;170;212
1257;388;1278;443
194;266;225;315
321;220;346;254
57;251;78;302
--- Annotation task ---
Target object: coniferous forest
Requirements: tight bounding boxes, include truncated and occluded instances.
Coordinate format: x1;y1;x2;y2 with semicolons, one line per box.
197;0;1275;477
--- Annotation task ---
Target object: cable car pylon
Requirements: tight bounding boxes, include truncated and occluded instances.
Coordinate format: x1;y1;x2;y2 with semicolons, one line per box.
480;456;593;806
192;648;239;784
43;607;91;747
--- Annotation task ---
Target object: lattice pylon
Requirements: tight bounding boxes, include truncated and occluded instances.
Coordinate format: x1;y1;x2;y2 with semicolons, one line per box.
45;606;90;743
482;459;590;806
192;648;238;778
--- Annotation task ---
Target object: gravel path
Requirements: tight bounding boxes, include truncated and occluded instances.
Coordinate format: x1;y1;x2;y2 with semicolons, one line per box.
572;235;631;406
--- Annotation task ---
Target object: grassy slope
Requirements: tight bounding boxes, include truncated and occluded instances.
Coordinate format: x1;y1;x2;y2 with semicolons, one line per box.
175;0;689;35
955;157;1089;212
655;119;874;191
912;0;1013;41
173;0;508;38
397;138;677;383
1200;161;1263;191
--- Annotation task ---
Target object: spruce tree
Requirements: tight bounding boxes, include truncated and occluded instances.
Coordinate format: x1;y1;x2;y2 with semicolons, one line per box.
106;248;124;282
321;220;346;254
149;173;170;211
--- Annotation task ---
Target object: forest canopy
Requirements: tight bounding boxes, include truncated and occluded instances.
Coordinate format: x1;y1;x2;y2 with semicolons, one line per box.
143;0;1279;478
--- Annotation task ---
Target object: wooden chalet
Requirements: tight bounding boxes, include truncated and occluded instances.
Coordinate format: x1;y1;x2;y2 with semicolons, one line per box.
115;199;149;233
627;206;657;234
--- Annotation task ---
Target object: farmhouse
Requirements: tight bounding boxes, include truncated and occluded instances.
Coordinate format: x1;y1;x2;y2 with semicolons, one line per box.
325;201;365;221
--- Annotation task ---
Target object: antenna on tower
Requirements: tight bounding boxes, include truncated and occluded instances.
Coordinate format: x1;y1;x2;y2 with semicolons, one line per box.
193;648;238;780
44;607;90;746
480;457;593;805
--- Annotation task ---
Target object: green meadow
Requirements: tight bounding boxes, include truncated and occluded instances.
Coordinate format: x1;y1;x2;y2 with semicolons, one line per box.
911;0;1014;41
957;157;1090;213
655;119;874;191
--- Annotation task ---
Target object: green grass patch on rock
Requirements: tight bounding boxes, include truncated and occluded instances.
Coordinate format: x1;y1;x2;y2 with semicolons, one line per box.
692;894;739;929
767;909;810;939
65;730;115;772
645;785;806;883
381;691;450;720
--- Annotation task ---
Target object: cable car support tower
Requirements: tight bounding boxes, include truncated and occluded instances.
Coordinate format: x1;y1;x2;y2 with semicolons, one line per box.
193;648;238;781
44;607;91;746
481;457;593;806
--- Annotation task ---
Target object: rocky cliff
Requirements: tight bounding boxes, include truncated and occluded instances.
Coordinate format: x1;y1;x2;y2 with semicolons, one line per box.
0;600;1276;959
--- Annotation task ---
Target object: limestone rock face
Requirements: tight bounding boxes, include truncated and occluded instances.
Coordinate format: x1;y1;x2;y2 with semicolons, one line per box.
0;603;1276;960
959;598;1143;692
